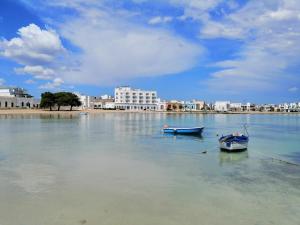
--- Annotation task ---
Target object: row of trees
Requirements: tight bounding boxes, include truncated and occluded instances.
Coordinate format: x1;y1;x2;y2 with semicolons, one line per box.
40;92;82;111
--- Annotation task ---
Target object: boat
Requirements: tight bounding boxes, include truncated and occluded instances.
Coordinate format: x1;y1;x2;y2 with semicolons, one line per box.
163;126;204;135
219;126;249;152
79;112;88;115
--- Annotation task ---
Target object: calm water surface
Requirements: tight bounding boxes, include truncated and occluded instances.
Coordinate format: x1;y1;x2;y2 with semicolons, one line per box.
0;113;299;225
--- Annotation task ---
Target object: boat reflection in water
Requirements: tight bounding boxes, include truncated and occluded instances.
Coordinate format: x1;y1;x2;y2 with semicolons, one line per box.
219;151;249;165
162;132;203;141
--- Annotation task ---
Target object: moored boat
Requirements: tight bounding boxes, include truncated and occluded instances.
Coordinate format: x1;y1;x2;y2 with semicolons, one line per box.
163;126;204;135
219;126;249;152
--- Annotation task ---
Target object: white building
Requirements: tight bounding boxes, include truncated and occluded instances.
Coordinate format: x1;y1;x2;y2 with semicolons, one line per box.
230;103;242;112
0;87;36;108
156;99;167;111
214;101;230;112
74;93;91;109
114;86;158;110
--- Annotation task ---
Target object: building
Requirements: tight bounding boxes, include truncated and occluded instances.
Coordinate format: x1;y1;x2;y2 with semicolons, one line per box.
183;100;205;111
74;93;91;110
166;100;183;111
229;103;242;112
241;102;256;111
114;86;158;111
0;87;36;108
92;97;115;110
214;101;230;112
156;99;168;111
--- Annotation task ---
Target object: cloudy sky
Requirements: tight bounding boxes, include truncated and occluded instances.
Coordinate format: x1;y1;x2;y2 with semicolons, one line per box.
0;0;299;102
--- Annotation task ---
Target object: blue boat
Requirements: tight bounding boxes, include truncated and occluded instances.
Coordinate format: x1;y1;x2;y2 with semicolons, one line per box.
219;126;249;152
163;126;204;135
219;134;249;151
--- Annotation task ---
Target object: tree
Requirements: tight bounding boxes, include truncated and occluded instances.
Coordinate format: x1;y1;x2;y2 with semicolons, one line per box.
40;92;56;111
67;93;82;111
54;92;70;111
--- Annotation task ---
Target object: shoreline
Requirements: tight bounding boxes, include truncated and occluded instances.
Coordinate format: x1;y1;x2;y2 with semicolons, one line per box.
0;109;299;115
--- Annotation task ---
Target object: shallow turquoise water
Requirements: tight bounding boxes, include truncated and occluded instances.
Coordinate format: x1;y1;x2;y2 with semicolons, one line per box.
0;113;299;225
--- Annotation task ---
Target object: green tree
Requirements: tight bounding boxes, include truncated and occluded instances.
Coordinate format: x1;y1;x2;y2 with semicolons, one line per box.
40;92;56;111
54;92;70;111
67;93;82;111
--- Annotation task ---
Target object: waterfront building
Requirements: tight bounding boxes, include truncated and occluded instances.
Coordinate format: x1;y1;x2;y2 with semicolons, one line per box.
214;101;230;112
0;86;36;108
229;103;242;112
156;99;168;111
241;102;256;111
166;100;183;111
183;100;205;111
92;98;115;110
184;101;196;111
74;93;92;110
114;86;158;110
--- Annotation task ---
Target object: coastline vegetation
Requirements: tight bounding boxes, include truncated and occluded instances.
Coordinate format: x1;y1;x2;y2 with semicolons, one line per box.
40;92;81;111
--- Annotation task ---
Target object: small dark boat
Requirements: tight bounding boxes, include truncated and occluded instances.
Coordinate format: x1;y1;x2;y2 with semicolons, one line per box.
163;126;204;135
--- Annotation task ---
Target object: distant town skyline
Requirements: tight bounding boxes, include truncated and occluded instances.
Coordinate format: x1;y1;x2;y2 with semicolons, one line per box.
0;0;299;103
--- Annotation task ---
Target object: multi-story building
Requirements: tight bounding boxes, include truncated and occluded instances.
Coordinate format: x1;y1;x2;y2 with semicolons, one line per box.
241;102;256;111
114;86;158;110
229;103;242;112
0;87;36;108
214;101;230;112
74;93;91;110
156;99;168;111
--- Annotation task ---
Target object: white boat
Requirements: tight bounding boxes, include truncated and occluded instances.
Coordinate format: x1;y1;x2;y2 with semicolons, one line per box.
219;126;249;152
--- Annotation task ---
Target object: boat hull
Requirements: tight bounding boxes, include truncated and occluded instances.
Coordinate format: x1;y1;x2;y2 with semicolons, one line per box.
219;135;249;152
163;127;204;135
219;141;248;152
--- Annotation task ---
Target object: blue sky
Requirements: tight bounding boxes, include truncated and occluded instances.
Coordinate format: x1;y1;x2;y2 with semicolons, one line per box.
0;0;299;103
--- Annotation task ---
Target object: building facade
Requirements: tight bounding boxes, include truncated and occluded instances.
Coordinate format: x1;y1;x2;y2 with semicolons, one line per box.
229;103;242;112
114;86;158;110
166;100;183;111
214;101;230;112
74;93;92;110
92;98;115;109
0;87;36;109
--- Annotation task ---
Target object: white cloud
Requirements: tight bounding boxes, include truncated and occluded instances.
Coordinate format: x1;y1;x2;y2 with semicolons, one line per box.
170;0;224;20
288;87;298;92
39;78;64;89
148;16;173;25
0;24;65;66
57;7;203;85
15;65;55;80
199;0;300;93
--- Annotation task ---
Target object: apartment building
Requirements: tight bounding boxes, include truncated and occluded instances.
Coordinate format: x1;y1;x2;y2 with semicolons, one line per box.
114;86;158;110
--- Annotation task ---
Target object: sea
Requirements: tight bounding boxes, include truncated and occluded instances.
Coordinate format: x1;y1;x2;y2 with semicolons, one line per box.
0;113;299;225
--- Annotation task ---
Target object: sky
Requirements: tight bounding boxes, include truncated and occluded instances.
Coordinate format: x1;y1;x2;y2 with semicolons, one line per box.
0;0;299;103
